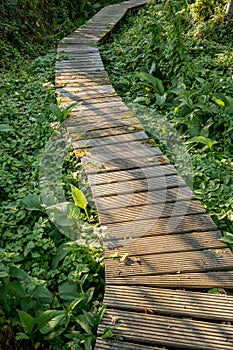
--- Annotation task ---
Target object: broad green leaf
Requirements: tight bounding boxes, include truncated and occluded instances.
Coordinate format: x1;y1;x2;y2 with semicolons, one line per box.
71;185;87;211
76;314;92;334
185;136;214;149
17;310;34;334
59;283;80;301
46;202;76;226
50;104;63;120
51;243;69;269
38;310;68;334
32;285;53;304
15;332;30;340
71;185;89;219
101;327;114;339
67;298;83;312
220;232;233;244
21;194;42;211
83;310;95;328
62;102;79;120
9;266;31;282
0;123;15;132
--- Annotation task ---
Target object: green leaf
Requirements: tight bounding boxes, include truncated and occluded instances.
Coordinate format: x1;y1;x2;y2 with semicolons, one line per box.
71;185;87;211
101;327;114;339
15;332;30;340
59;283;80;301
51;243;69;269
213;97;225;107
62;102;79;120
220;232;233;244
32;285;53;304
9;266;31;282
46;202;76;226
67;298;83;312
137;72;164;95
37;310;68;334
185;136;215;149
76;314;92;334
50;104;63;120
71;185;89;219
17;310;35;335
50;102;78;123
0;124;15;132
21;194;42;211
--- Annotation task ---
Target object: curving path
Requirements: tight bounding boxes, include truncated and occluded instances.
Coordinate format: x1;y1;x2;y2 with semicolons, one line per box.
56;1;233;349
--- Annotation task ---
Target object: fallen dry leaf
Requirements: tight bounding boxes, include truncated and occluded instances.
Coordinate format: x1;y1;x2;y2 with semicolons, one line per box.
111;316;120;325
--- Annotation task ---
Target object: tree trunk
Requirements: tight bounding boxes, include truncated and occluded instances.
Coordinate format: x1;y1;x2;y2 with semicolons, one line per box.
226;0;233;19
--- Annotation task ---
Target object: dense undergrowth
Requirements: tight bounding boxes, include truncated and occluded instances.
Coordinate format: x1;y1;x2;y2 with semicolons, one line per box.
100;0;233;240
0;1;120;349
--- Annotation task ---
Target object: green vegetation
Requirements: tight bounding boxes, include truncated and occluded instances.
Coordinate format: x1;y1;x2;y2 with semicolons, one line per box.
0;0;120;349
100;0;233;239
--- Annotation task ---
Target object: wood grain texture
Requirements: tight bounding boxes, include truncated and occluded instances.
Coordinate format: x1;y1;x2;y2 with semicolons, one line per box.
106;271;233;288
104;285;233;321
98;309;233;349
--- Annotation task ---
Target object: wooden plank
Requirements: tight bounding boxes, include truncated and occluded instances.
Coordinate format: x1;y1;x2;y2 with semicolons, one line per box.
98;198;202;223
104;231;225;257
99;199;204;224
66;116;140;131
91;174;186;198
105;248;233;277
104;285;233;321
62;100;129;111
80;141;162;157
98;309;233;350
67;111;134;126
87;164;177;185
57;84;115;95
95;338;164;350
106;271;233;288
69;124;144;140
104;213;217;239
70;101;130;114
95;186;194;210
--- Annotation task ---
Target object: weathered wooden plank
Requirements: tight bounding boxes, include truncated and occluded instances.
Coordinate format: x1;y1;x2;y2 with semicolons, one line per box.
69;124;144;140
106;271;233;288
104;213;217;239
98;309;233;349
62;96;123;107
95;338;164;350
105;248;233;277
87;164;177;185
73;131;148;149
99;199;205;224
95;186;194;210
67;116;140;131
62;100;130;111
56;61;105;69
57;84;115;95
70;100;130;113
67;111;134;126
104;285;233;321
91;174;186;198
104;231;225;257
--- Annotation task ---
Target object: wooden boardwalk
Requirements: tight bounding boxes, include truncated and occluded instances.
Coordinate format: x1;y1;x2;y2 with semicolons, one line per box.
56;1;233;348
